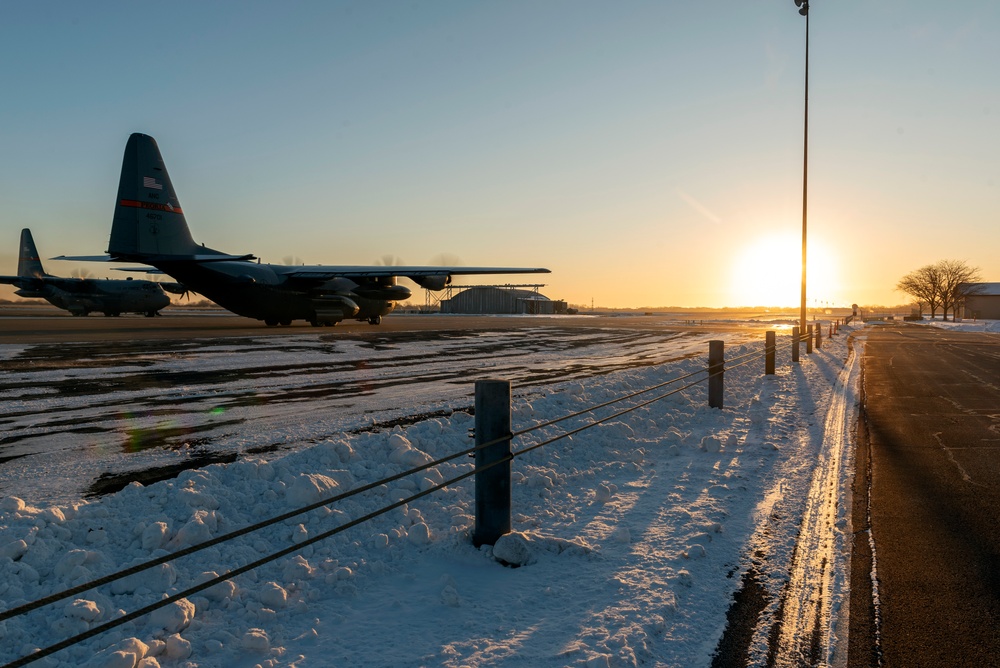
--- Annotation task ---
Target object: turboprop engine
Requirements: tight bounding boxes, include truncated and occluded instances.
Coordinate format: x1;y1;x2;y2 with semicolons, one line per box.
351;276;412;302
312;295;360;318
409;274;451;291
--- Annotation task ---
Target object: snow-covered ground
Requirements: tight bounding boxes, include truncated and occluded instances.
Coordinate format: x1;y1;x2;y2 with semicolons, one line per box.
0;323;751;506
926;318;1000;333
1;322;866;668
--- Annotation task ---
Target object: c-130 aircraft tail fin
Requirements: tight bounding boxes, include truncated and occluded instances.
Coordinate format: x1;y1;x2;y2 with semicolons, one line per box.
108;133;223;260
17;228;46;279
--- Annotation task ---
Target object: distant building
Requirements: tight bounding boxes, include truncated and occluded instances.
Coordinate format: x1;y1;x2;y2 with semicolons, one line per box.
960;283;1000;320
440;285;567;315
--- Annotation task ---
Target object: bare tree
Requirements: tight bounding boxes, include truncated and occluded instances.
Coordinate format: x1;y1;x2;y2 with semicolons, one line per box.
897;263;943;319
897;260;982;321
938;259;982;321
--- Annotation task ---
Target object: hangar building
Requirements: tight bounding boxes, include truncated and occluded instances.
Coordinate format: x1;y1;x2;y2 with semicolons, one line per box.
960;283;1000;320
439;285;567;315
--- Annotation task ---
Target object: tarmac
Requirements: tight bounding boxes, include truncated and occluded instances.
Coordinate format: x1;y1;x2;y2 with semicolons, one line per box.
850;324;1000;668
0;305;777;344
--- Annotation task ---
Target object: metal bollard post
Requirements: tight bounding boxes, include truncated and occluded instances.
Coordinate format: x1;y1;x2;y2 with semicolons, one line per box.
792;326;800;363
806;325;814;354
765;331;776;375
473;380;512;547
708;340;724;409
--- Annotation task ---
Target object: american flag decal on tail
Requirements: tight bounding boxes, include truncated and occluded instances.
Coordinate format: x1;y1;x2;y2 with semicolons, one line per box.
143;176;163;190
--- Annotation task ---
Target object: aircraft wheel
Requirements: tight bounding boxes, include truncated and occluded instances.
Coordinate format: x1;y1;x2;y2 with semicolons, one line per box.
145;311;157;318
280;319;292;326
264;318;279;327
368;316;382;325
309;319;320;327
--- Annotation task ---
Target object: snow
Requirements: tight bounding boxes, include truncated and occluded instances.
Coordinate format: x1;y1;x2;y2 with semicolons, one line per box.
927;318;1000;333
0;321;868;667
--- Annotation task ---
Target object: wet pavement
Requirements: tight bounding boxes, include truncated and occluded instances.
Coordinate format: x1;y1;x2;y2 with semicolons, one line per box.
0;317;762;505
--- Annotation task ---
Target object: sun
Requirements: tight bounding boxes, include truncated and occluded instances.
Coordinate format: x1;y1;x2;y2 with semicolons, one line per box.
729;234;838;308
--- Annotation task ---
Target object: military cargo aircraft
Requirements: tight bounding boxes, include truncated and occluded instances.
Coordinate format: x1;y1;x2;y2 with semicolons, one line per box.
1;228;178;317
59;133;550;326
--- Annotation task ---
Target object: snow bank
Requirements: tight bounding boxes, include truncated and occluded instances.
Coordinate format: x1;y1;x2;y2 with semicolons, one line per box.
0;326;860;667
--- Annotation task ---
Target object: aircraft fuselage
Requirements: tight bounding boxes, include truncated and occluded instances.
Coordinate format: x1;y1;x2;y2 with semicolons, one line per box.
153;260;397;326
16;277;170;317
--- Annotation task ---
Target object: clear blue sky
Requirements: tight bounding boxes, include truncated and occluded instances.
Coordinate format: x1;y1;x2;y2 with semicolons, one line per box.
2;1;997;308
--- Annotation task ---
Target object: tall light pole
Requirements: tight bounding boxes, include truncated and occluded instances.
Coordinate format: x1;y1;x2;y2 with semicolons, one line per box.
794;0;809;334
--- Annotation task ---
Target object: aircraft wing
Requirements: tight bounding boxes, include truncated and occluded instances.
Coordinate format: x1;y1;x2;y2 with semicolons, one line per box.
281;266;550;281
0;275;50;288
278;265;550;293
53;253;255;263
0;275;77;291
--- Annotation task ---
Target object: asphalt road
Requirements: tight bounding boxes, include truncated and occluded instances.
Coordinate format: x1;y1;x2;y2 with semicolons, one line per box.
850;325;1000;667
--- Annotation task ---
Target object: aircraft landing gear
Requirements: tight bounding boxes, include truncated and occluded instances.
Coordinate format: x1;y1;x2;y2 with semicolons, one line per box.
145;311;157;317
280;319;292;326
264;319;279;326
367;316;382;325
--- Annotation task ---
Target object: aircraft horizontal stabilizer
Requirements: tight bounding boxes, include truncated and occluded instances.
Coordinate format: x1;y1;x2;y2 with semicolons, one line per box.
51;255;115;263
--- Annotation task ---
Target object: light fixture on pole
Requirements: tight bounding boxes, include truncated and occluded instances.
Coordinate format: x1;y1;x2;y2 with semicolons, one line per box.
794;0;809;334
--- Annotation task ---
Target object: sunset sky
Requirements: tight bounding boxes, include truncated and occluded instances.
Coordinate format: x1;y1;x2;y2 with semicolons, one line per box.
1;1;997;309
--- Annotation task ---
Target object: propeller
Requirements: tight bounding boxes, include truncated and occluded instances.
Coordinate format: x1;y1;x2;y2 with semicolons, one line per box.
430;253;465;285
375;255;405;266
70;268;94;279
282;256;304;266
429;253;463;267
158;281;194;301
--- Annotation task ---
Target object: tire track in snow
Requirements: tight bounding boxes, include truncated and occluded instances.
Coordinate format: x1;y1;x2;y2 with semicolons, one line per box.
771;344;859;667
